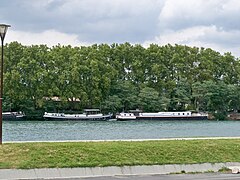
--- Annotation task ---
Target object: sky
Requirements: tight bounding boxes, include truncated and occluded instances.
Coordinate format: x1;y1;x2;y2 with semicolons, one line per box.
1;0;240;57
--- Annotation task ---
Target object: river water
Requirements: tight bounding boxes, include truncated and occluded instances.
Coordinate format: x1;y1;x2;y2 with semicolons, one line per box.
3;120;240;142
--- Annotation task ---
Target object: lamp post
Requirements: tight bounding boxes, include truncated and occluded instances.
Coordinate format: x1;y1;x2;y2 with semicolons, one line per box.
0;24;10;144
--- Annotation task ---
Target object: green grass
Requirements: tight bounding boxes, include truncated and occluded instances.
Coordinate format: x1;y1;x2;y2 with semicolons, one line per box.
0;139;240;169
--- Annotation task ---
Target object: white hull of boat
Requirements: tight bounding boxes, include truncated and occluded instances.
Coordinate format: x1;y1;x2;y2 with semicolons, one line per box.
3;112;25;120
43;112;113;121
116;111;208;121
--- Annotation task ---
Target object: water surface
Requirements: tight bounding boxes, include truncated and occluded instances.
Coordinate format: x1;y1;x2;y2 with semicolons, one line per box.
3;120;240;142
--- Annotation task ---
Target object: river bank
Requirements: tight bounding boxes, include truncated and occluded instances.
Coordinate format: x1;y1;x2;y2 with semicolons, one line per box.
1;139;240;169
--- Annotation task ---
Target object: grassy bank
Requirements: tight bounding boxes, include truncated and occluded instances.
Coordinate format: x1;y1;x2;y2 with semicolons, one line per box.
0;139;240;169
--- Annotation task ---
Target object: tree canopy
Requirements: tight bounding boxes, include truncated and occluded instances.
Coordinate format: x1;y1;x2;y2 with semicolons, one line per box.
2;42;240;119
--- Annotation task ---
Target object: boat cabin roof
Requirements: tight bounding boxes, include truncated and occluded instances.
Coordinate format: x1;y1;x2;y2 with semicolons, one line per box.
129;109;143;113
84;109;100;112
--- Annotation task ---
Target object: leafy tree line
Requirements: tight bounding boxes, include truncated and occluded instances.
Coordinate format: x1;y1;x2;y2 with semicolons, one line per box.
2;42;240;119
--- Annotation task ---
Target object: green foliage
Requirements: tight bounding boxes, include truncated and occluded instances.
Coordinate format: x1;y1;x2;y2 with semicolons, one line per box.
102;95;122;113
3;42;240;118
138;87;161;112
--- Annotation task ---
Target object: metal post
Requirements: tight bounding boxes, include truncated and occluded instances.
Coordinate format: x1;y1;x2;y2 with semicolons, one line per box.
0;39;3;144
0;24;10;144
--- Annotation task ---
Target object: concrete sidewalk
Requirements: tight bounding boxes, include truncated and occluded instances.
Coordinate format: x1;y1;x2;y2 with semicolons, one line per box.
1;162;240;180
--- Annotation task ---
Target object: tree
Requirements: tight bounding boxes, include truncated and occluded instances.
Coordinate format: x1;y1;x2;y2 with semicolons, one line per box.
193;81;230;119
138;87;162;112
2;42;240;118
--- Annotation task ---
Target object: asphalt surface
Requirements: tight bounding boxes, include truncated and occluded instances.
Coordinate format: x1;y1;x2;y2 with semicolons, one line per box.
38;173;240;180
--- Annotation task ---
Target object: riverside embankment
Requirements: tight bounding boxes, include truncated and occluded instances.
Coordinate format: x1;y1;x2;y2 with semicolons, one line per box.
1;138;240;179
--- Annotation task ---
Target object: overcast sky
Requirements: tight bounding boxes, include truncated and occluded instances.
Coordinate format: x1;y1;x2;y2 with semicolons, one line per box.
1;0;240;57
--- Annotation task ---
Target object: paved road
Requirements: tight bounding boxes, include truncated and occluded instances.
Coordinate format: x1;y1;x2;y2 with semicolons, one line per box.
43;173;239;180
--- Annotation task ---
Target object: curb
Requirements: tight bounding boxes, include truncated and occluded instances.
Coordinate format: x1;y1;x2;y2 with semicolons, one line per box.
1;162;240;180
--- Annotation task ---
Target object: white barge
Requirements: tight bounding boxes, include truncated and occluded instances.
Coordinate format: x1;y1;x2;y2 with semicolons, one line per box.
3;112;25;120
43;109;113;121
116;110;208;121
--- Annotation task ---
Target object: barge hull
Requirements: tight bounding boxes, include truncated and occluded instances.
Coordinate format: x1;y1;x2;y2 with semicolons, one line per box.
135;116;208;120
43;115;113;121
117;116;208;121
